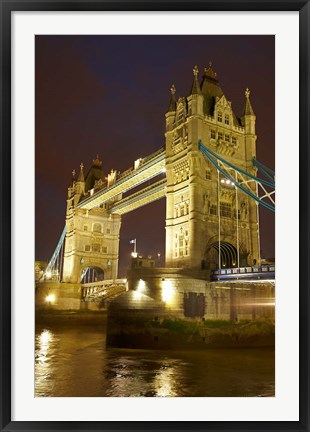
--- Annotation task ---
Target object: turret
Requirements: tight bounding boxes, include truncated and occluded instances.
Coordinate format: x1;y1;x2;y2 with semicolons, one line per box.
241;88;257;164
165;84;176;131
74;162;85;205
241;88;256;135
187;65;203;116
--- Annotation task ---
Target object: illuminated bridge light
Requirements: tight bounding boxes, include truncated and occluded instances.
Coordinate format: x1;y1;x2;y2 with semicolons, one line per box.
161;279;175;304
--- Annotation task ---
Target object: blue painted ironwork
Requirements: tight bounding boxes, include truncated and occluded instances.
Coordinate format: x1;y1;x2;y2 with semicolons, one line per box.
199;141;275;212
210;264;275;281
253;157;275;183
43;226;66;280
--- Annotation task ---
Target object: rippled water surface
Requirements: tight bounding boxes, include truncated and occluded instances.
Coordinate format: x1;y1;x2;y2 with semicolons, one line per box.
35;323;275;397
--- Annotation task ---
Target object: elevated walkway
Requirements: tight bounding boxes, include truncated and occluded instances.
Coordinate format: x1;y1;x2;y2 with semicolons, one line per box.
78;147;165;210
109;178;166;215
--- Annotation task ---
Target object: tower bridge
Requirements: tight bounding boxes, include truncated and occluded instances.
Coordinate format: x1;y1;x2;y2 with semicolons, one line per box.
40;63;275;297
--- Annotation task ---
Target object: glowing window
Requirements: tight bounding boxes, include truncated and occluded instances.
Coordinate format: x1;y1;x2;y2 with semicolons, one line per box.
220;202;232;218
210;205;217;215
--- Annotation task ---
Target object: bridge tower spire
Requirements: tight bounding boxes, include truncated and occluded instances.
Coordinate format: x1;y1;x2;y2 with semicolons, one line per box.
165;63;260;270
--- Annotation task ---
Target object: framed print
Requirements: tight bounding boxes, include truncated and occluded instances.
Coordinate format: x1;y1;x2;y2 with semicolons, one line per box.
1;1;309;431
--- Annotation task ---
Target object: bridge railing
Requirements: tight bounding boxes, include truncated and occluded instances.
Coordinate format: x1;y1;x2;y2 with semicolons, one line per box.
81;278;127;297
210;265;275;281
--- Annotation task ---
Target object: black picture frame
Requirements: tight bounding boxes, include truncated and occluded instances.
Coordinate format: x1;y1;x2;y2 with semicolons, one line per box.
1;1;309;431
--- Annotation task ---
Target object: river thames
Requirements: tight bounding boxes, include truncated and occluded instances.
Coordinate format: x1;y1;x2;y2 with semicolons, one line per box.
35;317;275;398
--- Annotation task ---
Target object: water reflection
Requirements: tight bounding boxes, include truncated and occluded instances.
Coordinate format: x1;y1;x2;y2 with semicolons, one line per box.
154;363;178;397
35;329;57;395
35;325;275;398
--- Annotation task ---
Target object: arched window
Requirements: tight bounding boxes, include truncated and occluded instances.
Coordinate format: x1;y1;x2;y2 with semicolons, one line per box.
93;223;102;233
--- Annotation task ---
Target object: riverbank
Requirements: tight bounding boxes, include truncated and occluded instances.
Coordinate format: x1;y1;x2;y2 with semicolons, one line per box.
35;309;107;328
36;310;275;349
107;316;275;349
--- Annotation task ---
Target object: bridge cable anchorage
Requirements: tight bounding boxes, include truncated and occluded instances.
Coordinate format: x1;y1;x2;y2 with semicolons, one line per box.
42;226;66;281
198;140;275;212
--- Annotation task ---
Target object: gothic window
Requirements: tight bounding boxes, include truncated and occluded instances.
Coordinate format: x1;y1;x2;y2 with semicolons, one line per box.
235;209;241;219
224;114;230;125
93;223;102;233
232;137;237;145
85;245;91;252
106;228;111;234
177;105;184;122
218;131;223;141
210;129;216;139
217;112;223;122
185;202;189;214
185;240;189;256
220;202;232;218
225;134;230;143
83;225;88;231
102;246;108;253
92;243;100;253
206;170;211;180
210;204;217;215
180;206;184;217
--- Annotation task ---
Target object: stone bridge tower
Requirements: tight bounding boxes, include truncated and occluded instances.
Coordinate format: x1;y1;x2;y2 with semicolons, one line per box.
165;64;260;270
62;157;121;283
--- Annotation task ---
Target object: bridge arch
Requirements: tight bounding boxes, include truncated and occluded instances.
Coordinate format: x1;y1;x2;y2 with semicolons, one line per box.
203;238;247;270
80;266;104;284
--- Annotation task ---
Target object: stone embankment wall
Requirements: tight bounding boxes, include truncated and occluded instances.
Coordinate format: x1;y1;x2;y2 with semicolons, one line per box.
35;282;83;311
126;267;275;321
36;268;275;322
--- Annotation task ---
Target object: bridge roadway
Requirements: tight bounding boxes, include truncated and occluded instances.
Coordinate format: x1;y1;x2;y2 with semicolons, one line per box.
78;147;166;211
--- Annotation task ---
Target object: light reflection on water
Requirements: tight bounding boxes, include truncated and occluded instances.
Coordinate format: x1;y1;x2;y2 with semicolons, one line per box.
35;325;275;398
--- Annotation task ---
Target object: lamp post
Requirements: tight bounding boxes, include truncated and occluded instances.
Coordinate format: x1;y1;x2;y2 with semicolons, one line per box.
130;238;137;258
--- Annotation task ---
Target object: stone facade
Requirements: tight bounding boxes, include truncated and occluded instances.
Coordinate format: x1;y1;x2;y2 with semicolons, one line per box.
62;158;121;283
165;64;259;270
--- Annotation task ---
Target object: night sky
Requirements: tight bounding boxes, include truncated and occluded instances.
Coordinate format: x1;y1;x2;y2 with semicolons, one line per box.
35;35;275;277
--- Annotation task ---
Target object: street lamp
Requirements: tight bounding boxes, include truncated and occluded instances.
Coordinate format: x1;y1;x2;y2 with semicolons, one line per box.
130;238;138;258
